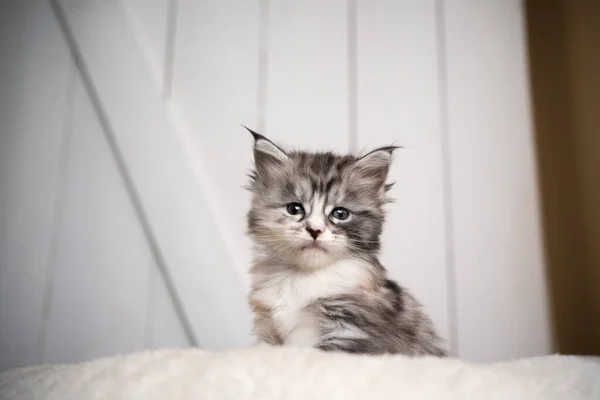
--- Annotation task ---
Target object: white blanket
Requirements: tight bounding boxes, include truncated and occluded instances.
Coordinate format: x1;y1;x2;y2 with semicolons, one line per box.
1;346;599;400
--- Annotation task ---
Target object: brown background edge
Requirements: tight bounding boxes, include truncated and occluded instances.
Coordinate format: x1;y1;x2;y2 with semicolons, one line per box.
525;0;600;355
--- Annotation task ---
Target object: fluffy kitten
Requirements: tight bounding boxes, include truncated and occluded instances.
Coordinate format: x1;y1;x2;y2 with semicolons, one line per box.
246;129;446;356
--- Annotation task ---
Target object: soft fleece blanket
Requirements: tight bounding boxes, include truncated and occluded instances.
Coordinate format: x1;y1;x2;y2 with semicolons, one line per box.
1;346;599;400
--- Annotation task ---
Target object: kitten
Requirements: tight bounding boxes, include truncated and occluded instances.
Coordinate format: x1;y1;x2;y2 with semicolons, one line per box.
245;128;446;356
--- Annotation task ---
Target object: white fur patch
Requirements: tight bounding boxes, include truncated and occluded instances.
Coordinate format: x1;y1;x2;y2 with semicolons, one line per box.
307;195;326;232
251;259;373;347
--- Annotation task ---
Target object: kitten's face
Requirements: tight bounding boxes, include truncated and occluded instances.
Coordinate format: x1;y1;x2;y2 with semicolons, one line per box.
247;130;396;269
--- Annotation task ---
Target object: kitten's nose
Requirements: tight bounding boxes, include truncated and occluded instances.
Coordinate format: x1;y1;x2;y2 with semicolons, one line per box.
306;227;322;240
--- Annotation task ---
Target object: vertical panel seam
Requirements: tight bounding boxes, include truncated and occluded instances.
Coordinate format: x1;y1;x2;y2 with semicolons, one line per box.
434;0;459;357
49;0;199;348
163;0;179;100
36;61;77;363
347;0;358;152
257;0;269;132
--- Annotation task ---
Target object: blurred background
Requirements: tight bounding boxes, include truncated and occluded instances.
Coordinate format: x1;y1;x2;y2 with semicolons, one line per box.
0;0;598;370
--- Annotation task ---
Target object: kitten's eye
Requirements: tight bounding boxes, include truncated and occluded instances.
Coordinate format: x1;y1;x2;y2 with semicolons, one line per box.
286;203;305;216
330;207;350;221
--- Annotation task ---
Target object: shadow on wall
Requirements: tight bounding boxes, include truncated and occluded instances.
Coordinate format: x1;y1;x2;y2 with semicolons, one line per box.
526;0;600;355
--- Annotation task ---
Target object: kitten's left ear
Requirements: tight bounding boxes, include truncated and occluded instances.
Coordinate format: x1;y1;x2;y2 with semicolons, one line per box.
242;125;289;176
354;146;399;187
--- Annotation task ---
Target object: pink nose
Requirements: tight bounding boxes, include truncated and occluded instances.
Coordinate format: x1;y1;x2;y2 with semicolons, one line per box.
306;227;322;240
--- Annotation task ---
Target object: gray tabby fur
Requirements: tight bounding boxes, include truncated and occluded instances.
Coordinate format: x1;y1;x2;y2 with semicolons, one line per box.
245;128;446;356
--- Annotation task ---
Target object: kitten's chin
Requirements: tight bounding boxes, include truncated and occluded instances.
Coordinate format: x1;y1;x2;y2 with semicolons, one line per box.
291;248;341;271
254;241;344;270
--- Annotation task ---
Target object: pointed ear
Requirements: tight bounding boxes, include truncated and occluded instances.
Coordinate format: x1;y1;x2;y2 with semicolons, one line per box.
353;146;399;188
243;125;289;175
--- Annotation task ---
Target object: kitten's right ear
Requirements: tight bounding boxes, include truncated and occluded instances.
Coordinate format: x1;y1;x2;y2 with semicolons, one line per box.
243;125;289;175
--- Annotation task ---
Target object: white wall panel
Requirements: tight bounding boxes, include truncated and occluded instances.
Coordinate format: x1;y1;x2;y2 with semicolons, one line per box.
120;0;169;90
119;0;190;350
171;0;261;282
355;0;451;348
265;0;349;151
44;74;156;363
57;0;253;349
0;0;73;370
442;0;551;361
147;267;190;348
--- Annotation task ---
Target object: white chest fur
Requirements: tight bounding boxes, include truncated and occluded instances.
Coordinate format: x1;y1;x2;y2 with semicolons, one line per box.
251;259;372;346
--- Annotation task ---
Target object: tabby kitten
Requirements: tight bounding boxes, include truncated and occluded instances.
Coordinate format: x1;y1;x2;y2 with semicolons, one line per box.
246;128;446;356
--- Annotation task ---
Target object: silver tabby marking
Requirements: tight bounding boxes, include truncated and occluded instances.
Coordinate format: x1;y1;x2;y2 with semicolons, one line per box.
246;128;446;356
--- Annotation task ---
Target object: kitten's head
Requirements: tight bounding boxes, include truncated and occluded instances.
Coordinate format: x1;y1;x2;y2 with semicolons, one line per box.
246;128;397;269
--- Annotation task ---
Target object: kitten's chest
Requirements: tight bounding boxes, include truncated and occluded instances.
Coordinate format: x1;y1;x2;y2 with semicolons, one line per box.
252;272;321;344
250;260;371;345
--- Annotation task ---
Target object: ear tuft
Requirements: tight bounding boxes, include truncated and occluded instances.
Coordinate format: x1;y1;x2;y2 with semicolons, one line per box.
241;124;265;142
